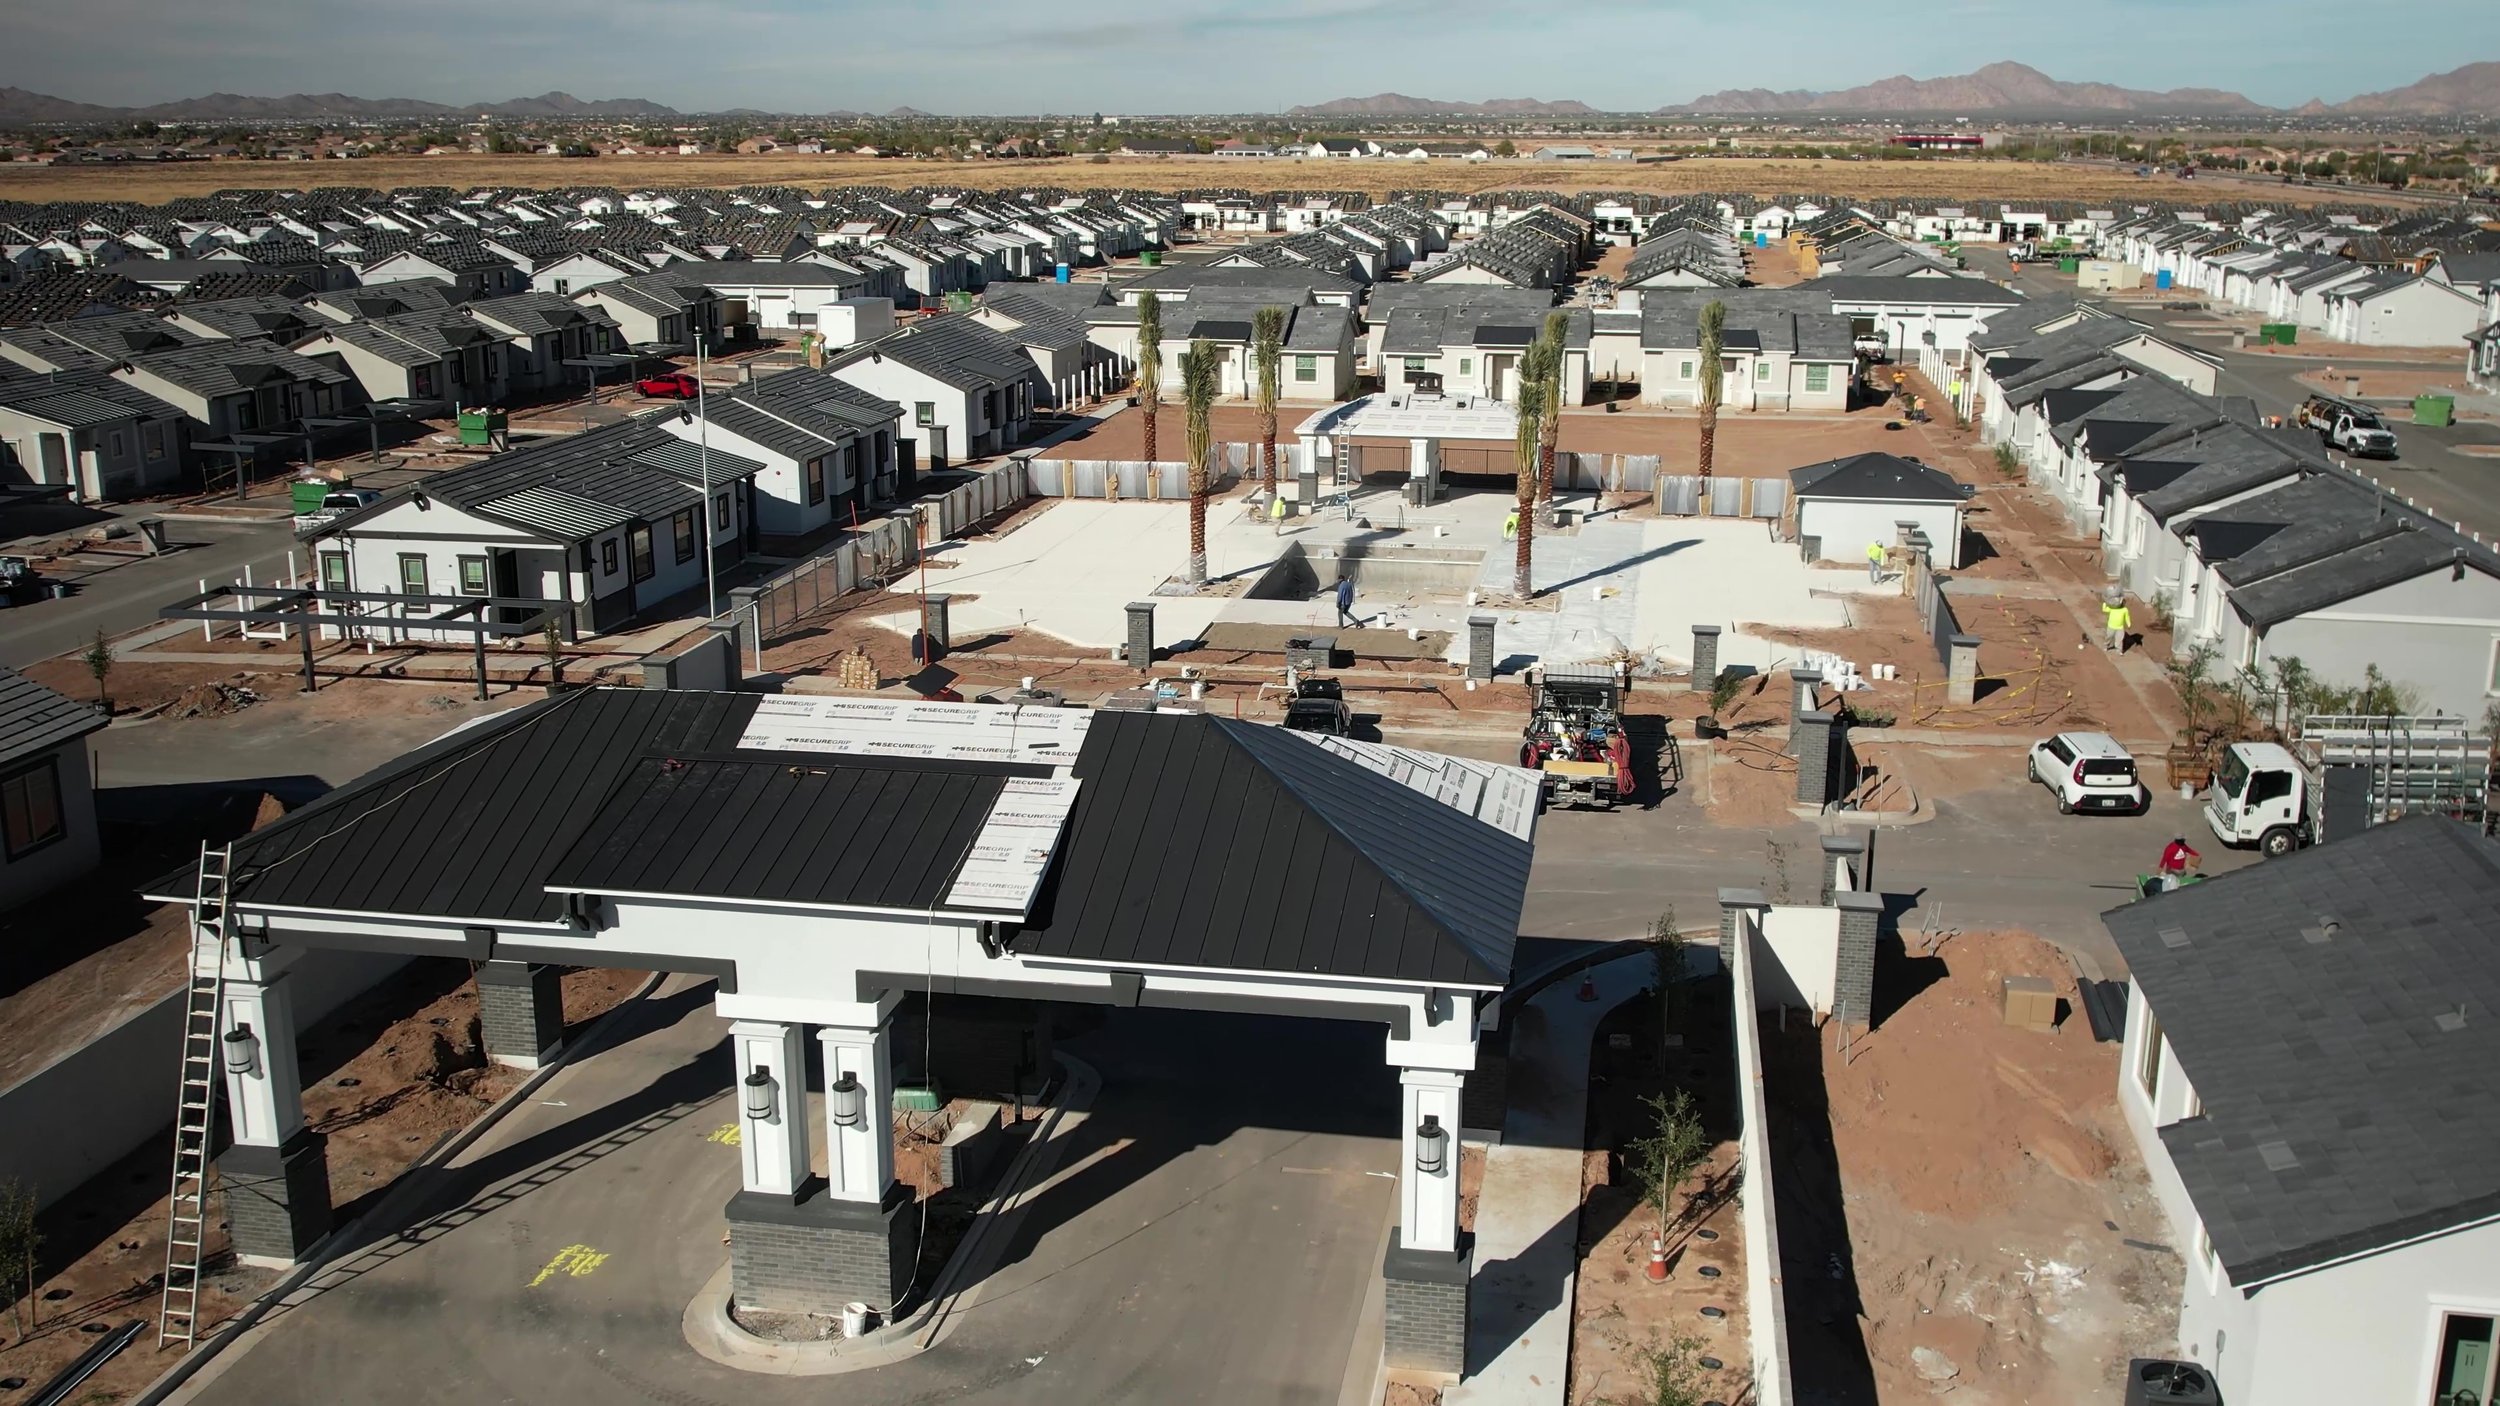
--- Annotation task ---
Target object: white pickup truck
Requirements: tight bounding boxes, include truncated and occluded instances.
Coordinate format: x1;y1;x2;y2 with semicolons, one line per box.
292;488;378;533
2293;395;2399;459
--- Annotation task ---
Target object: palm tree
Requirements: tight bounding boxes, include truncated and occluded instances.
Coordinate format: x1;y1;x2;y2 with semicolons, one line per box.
1136;291;1163;468
1534;310;1569;510
1181;339;1219;584
1696;299;1726;488
1252;305;1285;494
1512;355;1548;601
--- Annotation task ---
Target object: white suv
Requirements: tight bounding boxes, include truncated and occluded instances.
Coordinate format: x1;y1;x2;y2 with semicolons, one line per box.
2027;731;2150;815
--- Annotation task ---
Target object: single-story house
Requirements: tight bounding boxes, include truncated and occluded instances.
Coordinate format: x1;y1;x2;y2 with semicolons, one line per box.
824;315;1038;468
2104;818;2500;1406
651;368;904;540
1788;452;1972;568
0;372;188;501
1638;292;1857;413
573;273;723;352
290;308;508;407
0;666;109;911
461;292;624;396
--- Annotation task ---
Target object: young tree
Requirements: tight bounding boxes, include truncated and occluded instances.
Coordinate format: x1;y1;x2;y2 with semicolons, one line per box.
1534;310;1569;509
1181;339;1220;585
1511;358;1548;600
1135;292;1163;468
82;629;113;714
1627;1088;1710;1245
1251;304;1285;493
1695;300;1727;486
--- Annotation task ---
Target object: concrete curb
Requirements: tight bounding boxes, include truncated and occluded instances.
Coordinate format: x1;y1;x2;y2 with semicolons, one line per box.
136;969;672;1406
680;1052;1103;1376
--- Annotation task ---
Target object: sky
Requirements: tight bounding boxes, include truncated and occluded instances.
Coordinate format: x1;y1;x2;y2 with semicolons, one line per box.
11;0;2496;114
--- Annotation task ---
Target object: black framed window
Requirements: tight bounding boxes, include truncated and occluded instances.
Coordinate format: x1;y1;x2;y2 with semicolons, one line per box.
458;555;490;595
630;525;655;582
805;456;826;504
1;756;66;860
600;538;620;576
397;553;428;595
672;510;696;563
715;491;732;532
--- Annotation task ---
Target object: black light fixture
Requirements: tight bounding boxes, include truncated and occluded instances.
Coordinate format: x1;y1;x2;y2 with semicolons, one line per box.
222;1024;261;1078
742;1065;776;1122
1414;1114;1449;1176
829;1072;866;1129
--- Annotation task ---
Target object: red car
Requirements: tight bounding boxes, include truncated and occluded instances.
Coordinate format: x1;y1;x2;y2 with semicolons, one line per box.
636;371;700;399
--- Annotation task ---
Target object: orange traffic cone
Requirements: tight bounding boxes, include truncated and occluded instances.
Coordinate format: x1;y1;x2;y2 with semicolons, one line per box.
1576;972;1598;1002
1646;1238;1668;1282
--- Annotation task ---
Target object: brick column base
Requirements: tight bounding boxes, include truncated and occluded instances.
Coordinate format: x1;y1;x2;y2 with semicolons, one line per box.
476;962;564;1070
1383;1228;1472;1377
219;1130;332;1266
726;1181;920;1316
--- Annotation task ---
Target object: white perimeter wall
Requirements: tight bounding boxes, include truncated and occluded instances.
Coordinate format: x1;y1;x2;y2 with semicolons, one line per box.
1750;905;1840;1016
1727;909;1796;1406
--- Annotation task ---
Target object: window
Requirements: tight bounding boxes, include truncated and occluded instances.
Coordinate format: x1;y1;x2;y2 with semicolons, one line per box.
552;278;570;296
2193;1220;2219;1290
1294;356;1316;383
915;401;937;428
412;366;436;398
1403;357;1426;375
1458;357;1473;375
319;552;350;595
457;555;490;595
1679;359;1695;380
145;423;165;460
805;456;826;504
600;537;620;576
672;509;696;563
1805;363;1831;393
2136;1009;2164;1104
108;430;125;460
629;524;654;582
2489;638;2500;695
2435;1314;2498;1406
1755;360;1769;382
1;757;65;860
2247;769;2294;805
397;553;428;596
715;491;732;533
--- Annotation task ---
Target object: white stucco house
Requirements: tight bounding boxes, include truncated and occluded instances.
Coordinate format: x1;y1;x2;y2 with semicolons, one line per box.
2105;817;2500;1406
1788;452;1972;568
0;667;107;911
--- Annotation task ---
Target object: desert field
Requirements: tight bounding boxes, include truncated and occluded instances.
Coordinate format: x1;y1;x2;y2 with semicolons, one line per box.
0;151;2364;205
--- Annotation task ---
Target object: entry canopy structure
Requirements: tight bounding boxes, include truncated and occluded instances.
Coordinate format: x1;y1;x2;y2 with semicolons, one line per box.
148;689;1538;1375
1294;392;1525;502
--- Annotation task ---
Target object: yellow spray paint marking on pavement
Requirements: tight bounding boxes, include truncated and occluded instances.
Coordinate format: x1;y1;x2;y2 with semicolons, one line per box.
529;1244;610;1288
706;1123;742;1146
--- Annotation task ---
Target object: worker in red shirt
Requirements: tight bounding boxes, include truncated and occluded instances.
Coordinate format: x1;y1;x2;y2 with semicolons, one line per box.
2157;836;2202;891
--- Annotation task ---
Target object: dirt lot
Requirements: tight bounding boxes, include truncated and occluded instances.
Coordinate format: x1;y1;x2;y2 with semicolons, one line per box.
0;153;2375;206
0;963;644;1404
1767;931;2182;1406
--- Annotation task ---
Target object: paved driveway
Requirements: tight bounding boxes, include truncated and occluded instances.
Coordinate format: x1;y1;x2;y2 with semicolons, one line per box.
180;984;1396;1406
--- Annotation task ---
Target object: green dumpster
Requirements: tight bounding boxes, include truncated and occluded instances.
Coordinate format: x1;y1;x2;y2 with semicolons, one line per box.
456;408;506;446
2414;395;2455;428
290;479;334;515
1140;249;1163;267
2259;323;2297;345
2057;256;2080;274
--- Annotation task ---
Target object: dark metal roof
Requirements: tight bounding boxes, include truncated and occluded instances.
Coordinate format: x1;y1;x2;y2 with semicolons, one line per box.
2103;817;2500;1285
543;753;1030;912
1789;452;1967;503
1013;712;1527;989
0;666;108;770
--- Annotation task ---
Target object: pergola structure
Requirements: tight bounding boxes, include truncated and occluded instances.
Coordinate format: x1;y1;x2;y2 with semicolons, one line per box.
1295;393;1524;504
151;690;1539;1378
157;583;565;698
190;400;440;498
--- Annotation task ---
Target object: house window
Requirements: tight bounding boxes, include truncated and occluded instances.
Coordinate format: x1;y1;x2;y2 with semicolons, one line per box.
805;456;826;504
552;278;570;295
108;430;125;460
600;538;620;576
1755;360;1769;382
1459;357;1473;375
715;491;732;532
146;424;166;460
672;509;696;563
915;402;937;428
1679;360;1695;380
2435;1314;2499;1405
457;555;489;595
397;553;428;596
630;524;654;582
2135;1009;2164;1105
2193;1220;2219;1290
319;552;350;595
1294;356;1316;383
1;757;66;860
1402;358;1426;375
1805;363;1831;393
412;366;437;398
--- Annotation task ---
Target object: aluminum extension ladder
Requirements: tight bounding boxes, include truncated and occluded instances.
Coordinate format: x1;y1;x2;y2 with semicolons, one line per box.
158;843;233;1350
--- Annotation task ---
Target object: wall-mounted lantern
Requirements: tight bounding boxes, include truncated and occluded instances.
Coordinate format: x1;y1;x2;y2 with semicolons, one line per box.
742;1066;776;1123
829;1072;866;1130
1414;1113;1449;1177
222;1024;261;1078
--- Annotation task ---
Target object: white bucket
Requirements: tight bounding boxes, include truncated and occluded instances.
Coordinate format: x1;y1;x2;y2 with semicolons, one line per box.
1190;680;1207;701
841;1302;872;1339
1021;676;1035;691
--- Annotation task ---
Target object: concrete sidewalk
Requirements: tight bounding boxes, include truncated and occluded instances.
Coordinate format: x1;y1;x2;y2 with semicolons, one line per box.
1447;953;1650;1406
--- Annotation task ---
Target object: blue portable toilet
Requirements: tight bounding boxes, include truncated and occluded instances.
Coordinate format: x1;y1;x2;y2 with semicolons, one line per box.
2155;269;2173;290
1056;263;1071;283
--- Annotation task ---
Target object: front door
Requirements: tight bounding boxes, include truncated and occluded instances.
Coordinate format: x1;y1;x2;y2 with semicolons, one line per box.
37;432;68;485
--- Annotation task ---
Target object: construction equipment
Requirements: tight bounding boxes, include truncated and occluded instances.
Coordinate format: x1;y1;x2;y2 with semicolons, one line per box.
158;843;233;1351
1521;664;1633;810
1280;676;1352;736
2204;715;2494;857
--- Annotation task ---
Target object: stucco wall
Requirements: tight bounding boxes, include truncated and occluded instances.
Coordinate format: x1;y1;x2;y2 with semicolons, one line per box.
2258;567;2500;720
1750;904;1840;1015
0;740;100;910
1798;499;1963;569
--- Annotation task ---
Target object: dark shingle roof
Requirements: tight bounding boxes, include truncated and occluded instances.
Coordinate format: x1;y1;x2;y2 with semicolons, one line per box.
2103;818;2500;1285
1789;452;1970;503
0;666;108;769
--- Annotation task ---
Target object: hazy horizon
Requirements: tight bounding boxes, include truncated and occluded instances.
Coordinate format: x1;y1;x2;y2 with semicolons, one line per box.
10;0;2496;115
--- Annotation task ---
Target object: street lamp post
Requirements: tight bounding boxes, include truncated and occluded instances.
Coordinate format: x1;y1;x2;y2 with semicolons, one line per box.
696;331;718;620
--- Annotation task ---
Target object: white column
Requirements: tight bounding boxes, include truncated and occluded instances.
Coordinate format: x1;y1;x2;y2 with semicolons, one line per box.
730;1020;811;1198
1398;1067;1465;1254
818;1019;895;1204
219;972;304;1149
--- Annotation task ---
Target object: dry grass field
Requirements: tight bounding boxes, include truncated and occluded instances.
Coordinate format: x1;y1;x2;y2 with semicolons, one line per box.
0;151;2353;205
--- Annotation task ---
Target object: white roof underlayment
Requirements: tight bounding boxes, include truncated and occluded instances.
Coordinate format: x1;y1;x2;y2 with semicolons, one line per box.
1295;392;1519;443
1288;732;1543;843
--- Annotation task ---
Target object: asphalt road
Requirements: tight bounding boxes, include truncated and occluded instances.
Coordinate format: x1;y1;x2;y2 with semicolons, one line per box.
1;511;299;668
180;986;1396;1406
1964;248;2500;540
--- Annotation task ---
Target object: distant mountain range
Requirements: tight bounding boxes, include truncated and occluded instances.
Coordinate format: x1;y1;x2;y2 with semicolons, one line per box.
1659;60;2499;117
2308;61;2500;117
1290;94;1600;118
0;87;680;124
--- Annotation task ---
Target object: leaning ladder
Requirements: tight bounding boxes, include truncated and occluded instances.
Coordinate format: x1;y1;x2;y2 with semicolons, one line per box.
159;843;234;1351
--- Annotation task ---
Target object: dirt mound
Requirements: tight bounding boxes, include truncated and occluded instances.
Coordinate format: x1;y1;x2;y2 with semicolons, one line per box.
1824;930;2116;1219
149;679;264;720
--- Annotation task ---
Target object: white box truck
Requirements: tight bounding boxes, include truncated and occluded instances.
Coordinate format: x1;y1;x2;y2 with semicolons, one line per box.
2204;716;2492;857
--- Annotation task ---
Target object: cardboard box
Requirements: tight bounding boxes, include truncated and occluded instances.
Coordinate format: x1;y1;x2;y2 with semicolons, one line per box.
2001;975;2059;1033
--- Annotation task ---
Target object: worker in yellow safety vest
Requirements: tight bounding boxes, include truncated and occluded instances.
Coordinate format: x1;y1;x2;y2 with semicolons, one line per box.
2101;596;2132;653
1504;507;1519;540
1865;539;1887;583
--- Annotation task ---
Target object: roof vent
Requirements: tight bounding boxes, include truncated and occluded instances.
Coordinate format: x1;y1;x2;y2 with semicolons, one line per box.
2157;925;2190;951
2436;1003;2470;1034
2257;1140;2300;1172
2300;916;2340;945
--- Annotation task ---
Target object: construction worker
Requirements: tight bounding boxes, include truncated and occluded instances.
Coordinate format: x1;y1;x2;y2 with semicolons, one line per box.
1503;506;1519;540
1865;539;1886;584
1335;574;1360;629
2156;835;2202;891
2102;595;2132;653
